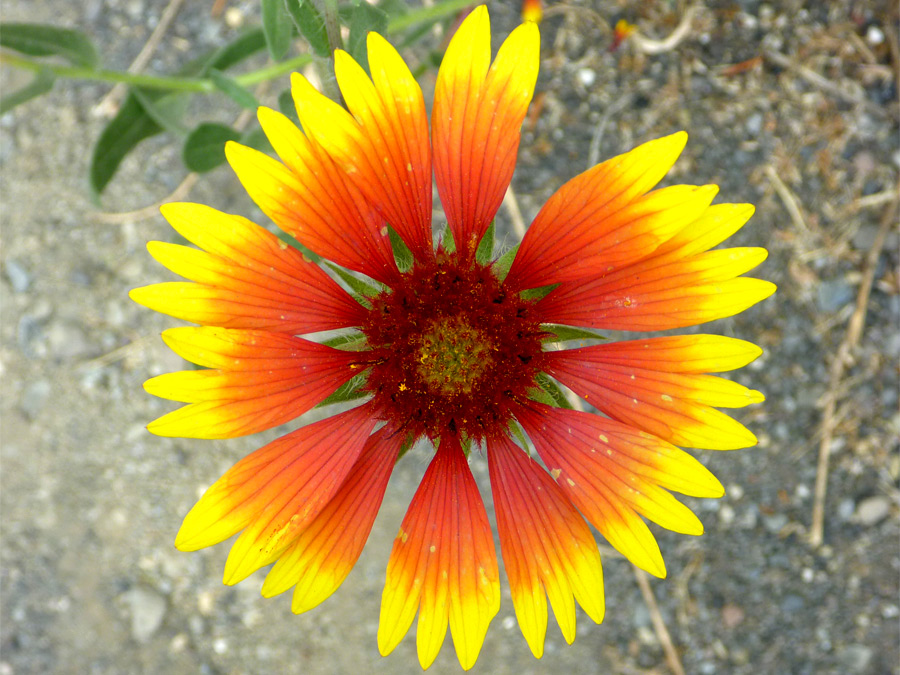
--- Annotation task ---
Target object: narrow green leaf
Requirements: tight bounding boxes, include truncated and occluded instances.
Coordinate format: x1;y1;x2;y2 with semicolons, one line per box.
521;283;558;300
131;88;190;136
317;372;370;407
507;420;531;452
321;332;368;350
208;69;259;109
197;28;267;74
388;226;413;272
284;0;331;57
0;67;55;114
541;324;607;343
397;432;417;461
440;223;456;253
475;221;495;265
532;373;574;409
348;0;389;70
326;263;382;306
262;0;293;60
90;92;162;198
0;23;98;68
492;243;519;281
182;122;242;173
277;89;300;124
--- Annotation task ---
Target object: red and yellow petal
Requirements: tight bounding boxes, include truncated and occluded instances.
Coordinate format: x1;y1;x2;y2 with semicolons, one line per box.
378;436;500;670
129;203;366;333
545;336;765;450
261;424;403;613
143;327;360;439
291;32;432;260
487;434;604;657
516;404;723;578
225;134;397;285
505;132;689;289
432;6;540;259
174;404;376;576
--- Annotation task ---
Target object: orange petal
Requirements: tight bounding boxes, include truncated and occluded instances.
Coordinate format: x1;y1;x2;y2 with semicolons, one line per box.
292;32;433;260
545;337;765;450
506;132;689;289
129;203;366;333
144;327;360;439
432;6;540;259
516;404;723;577
378;436;500;670
261;424;403;613
487;434;604;657
225;135;397;285
174;404;377;571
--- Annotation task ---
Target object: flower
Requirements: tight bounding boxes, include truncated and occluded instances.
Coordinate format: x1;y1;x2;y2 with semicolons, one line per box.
130;5;775;670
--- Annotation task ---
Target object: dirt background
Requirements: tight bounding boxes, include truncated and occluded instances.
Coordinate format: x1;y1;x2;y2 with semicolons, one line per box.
2;1;898;674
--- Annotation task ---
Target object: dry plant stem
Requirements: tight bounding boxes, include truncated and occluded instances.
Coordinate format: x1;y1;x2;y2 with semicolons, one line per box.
765;165;810;234
561;389;686;675
502;185;527;239
809;191;900;548
633;567;687;675
631;5;697;55
94;0;188;117
588;94;633;168
763;49;894;120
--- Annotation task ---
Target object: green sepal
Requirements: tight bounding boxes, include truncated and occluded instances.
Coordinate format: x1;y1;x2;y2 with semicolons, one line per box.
507;419;531;453
321;331;368;350
529;373;573;409
396;432;417;461
439;223;456;253
520;283;558;301
388;226;414;272
475;221;495;265
316;371;370;408
492;243;519;281
541;324;607;343
326;263;382;307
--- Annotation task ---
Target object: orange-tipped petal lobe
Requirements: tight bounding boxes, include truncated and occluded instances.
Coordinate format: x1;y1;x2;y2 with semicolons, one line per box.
506;132;689;289
143;327;360;439
261;424;403;612
517;404;723;577
487;434;604;657
433;7;540;259
545;336;765;449
378;436;500;670
175;403;376;563
129;203;366;333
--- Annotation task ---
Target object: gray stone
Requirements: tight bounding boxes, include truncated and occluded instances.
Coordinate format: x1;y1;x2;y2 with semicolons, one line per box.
852;496;891;527
837;644;873;673
19;379;51;420
4;259;31;293
816;279;855;313
123;587;167;644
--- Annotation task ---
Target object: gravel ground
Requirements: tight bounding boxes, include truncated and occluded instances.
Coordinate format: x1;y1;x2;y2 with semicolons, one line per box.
2;1;898;674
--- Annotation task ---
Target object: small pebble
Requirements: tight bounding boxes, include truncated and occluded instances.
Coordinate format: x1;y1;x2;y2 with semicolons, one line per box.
577;68;596;87
866;25;885;46
19;379;51;420
852;496;890;526
4;259;31;293
837;644;873;673
122;587;167;644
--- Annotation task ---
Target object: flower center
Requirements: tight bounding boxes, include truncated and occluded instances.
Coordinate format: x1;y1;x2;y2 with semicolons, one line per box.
361;254;545;441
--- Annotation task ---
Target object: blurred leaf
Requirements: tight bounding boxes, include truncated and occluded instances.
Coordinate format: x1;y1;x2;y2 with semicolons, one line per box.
541;324;607;343
0;23;98;68
277;89;300;123
388;226;413;272
90;92;162;199
131;88;191;136
183;122;243;173
261;0;293;60
185;28;268;76
284;0;330;57
348;0;388;70
0;67;55;114
208;68;259;109
475;221;495;264
240;126;273;154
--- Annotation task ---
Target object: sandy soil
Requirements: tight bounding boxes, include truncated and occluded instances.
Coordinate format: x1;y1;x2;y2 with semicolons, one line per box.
2;1;898;674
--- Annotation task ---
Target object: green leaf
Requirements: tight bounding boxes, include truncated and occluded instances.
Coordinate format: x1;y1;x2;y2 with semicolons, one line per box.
240;126;273;155
492;243;519;281
388;226;413;272
321;332;368;350
316;372;370;407
0;67;55;114
0;23;98;68
179;28;267;77
182;122;242;173
277;89;300;124
90;92;163;199
261;0;293;60
531;373;573;409
208;68;259;109
131;88;190;136
348;0;389;70
521;283;558;301
507;420;531;452
439;223;455;253
397;432;417;461
326;263;382;306
285;0;331;57
475;221;495;265
541;324;607;343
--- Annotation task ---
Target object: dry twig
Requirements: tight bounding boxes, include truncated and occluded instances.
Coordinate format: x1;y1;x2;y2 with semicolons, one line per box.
765;165;810;235
634;567;687;675
502;185;528;239
630;5;698;55
809;190;899;548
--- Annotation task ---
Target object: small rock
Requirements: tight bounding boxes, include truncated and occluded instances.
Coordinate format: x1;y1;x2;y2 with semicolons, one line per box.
837;644;873;673
745;113;763;136
123;587;167;643
837;498;856;521
781;594;804;613
763;512;789;533
45;320;93;361
19;379;51;420
577;68;596;87
721;603;745;628
4;259;31;293
817;279;855;313
852;496;890;526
